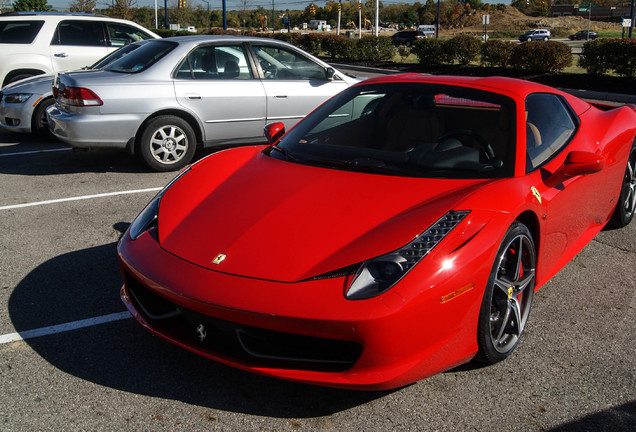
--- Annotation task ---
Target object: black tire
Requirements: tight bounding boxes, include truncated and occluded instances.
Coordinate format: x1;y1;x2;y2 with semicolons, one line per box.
609;141;636;228
31;97;55;140
475;221;536;364
139;115;197;172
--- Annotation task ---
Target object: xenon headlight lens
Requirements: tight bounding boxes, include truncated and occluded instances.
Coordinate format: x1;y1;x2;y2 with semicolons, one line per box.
345;211;470;300
128;168;190;240
5;93;32;104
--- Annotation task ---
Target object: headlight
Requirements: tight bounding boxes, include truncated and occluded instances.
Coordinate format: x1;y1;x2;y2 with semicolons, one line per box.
345;211;469;300
4;93;32;104
128;168;190;240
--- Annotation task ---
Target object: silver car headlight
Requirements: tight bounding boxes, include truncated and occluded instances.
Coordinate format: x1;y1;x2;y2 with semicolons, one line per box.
345;211;470;300
4;93;32;104
129;168;191;240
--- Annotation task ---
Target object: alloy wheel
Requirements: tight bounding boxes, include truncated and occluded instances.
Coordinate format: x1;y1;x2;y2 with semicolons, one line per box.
488;232;535;354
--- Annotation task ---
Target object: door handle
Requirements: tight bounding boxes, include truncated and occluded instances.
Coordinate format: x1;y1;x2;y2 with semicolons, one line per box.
54;53;69;57
274;95;288;99
186;94;201;100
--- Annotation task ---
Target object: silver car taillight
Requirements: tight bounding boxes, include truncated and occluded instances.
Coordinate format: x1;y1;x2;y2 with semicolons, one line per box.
59;87;103;107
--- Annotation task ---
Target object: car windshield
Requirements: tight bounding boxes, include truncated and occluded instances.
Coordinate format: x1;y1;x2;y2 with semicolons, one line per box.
270;82;516;179
90;42;142;69
104;40;177;73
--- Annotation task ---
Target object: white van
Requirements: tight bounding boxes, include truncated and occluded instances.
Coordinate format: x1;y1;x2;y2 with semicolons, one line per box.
417;25;435;37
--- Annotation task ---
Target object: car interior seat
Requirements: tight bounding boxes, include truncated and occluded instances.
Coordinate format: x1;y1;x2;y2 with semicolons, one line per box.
383;93;443;151
222;60;240;79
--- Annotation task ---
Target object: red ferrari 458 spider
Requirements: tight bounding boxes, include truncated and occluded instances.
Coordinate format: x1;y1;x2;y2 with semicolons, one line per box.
118;74;636;390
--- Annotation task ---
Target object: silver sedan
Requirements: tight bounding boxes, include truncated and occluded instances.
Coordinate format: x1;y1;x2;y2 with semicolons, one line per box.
0;40;150;138
47;35;359;171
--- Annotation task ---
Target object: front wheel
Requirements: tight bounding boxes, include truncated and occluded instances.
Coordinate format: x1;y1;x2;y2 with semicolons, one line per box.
139;115;197;172
475;221;536;364
609;141;636;228
31;97;55;139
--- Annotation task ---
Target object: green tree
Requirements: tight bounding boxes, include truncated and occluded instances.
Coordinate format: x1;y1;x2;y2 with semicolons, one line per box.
12;0;51;11
69;0;96;12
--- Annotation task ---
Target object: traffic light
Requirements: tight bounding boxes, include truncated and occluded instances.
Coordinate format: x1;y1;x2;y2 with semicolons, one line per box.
358;2;362;9
310;4;316;14
178;0;186;8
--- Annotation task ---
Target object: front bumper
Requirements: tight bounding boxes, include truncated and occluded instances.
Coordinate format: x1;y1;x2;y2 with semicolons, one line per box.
47;105;143;149
0;98;35;134
118;226;490;390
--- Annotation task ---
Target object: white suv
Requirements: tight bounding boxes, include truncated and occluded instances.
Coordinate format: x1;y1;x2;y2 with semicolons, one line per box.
0;12;159;87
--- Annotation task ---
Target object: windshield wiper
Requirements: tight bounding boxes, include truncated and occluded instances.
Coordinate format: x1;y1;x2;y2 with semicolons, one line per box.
270;145;302;162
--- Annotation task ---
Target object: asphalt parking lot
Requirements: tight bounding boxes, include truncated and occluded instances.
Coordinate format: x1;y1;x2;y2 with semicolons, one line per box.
0;126;634;431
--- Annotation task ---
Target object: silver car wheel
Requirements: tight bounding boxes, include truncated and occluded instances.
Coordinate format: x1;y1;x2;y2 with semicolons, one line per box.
140;115;197;172
150;125;188;164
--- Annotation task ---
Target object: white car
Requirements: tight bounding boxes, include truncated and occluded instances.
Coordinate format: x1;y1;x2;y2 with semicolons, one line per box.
0;41;149;137
47;36;359;171
0;11;159;87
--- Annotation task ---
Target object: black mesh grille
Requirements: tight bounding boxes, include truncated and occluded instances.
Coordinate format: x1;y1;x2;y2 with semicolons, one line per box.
124;271;362;372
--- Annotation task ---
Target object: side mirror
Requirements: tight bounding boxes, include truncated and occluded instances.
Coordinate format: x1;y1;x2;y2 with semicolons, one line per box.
326;67;335;80
264;122;286;146
545;151;605;187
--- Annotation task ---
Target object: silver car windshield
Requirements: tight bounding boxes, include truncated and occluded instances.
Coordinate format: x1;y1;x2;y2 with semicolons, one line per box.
271;83;516;179
104;40;177;73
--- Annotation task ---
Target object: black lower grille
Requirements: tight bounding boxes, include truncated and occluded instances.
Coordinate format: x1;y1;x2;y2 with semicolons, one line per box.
124;272;362;372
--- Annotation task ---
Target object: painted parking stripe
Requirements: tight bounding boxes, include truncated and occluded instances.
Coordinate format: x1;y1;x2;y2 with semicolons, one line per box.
0;311;131;344
0;187;163;211
0;147;72;157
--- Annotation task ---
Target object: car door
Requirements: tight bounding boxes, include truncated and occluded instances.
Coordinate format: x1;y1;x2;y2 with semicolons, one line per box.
249;43;350;131
173;43;267;144
525;93;609;278
49;20;112;72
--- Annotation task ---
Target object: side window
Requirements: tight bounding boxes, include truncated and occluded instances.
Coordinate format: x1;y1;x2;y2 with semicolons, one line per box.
52;20;106;46
252;44;327;81
106;23;155;47
175;45;252;80
0;20;44;44
525;93;577;172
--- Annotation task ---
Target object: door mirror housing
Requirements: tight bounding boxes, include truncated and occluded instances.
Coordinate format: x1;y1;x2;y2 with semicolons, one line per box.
264;122;286;146
326;67;335;80
546;151;605;187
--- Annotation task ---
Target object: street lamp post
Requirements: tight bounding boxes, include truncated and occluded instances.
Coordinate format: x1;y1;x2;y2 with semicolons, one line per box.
201;0;210;30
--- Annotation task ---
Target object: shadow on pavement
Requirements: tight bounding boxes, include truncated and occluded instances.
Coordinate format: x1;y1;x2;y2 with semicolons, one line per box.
8;234;391;417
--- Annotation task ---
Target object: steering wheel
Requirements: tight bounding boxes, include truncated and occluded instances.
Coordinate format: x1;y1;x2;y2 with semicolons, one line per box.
438;130;496;162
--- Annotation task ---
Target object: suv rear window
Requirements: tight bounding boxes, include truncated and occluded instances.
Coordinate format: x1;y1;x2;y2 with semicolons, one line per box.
0;20;44;44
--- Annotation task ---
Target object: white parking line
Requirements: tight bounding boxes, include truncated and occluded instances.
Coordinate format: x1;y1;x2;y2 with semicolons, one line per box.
0;147;72;157
0;311;131;344
0;187;163;211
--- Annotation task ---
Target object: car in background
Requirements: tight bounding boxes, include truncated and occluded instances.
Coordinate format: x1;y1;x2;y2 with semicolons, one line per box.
0;40;149;138
568;30;599;40
47;36;359;171
391;30;426;46
519;29;551;42
118;74;636;390
0;12;159;87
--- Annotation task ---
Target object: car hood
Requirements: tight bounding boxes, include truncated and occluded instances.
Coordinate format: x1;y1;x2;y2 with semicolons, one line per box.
157;146;490;282
2;73;54;92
